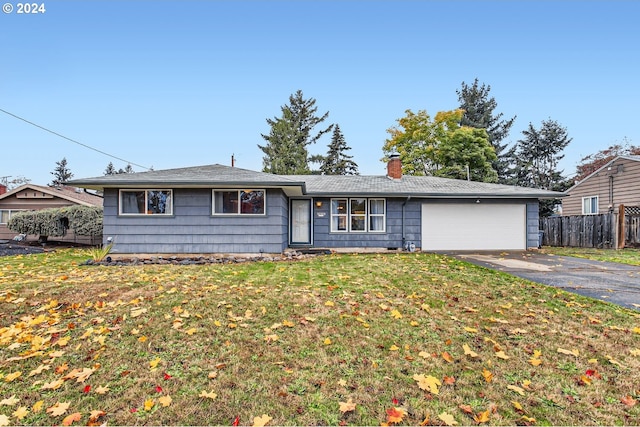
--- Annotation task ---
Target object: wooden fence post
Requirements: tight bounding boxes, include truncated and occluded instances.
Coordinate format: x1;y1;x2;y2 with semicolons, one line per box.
617;204;625;249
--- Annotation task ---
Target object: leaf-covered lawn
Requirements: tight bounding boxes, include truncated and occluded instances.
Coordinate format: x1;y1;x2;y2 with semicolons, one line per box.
1;250;639;426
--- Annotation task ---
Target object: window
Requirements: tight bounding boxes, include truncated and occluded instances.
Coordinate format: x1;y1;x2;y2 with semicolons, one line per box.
582;196;598;215
0;209;23;224
331;198;386;232
213;190;265;215
120;190;172;215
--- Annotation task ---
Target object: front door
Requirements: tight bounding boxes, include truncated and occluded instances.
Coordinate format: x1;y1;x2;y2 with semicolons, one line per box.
290;199;312;245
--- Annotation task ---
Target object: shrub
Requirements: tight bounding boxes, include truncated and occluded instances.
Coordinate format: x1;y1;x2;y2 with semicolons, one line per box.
8;205;103;240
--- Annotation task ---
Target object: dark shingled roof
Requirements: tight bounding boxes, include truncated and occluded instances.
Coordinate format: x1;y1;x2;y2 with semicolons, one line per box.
67;164;564;199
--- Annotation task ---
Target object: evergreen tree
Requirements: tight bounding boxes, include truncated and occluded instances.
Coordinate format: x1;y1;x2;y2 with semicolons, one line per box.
118;164;135;174
457;78;516;183
50;157;74;186
259;90;333;174
513;119;572;216
318;125;359;175
104;162;117;175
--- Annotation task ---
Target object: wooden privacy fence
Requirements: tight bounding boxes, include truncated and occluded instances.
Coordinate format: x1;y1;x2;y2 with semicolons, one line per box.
540;205;640;248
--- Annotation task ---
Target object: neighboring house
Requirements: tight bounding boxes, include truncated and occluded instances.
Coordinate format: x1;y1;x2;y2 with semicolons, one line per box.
67;156;563;254
0;184;103;244
562;155;640;216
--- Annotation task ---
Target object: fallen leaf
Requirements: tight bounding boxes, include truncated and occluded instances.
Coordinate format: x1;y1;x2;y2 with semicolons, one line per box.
158;395;172;407
0;415;8;427
46;402;71;417
621;395;637;407
474;410;490;423
32;401;44;413
324;338;332;345
463;344;478;358
42;379;65;390
232;416;240;426
199;390;217;400
252;414;272;426
389;344;399;351
464;326;478;333
386;407;406;424
337;379;347;387
12;406;29;420
339;398;356;413
413;374;441;394
482;369;493;383
144;399;154;411
557;348;579;357
149;357;162;370
495;350;510;360
442;351;454;363
95;385;110;394
507;385;525;396
443;376;456;385
89;410;106;421
529;357;542;366
4;371;22;382
0;396;19;406
512;401;523;411
458;404;473;414
61;412;82;426
438;412;458;426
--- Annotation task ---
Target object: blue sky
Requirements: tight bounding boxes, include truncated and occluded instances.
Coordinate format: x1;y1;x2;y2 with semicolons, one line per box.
1;1;638;186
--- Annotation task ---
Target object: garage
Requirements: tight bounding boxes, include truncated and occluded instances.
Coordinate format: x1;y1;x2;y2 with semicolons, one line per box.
421;202;526;251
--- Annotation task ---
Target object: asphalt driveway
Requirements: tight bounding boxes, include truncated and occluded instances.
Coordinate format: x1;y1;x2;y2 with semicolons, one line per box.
450;252;640;310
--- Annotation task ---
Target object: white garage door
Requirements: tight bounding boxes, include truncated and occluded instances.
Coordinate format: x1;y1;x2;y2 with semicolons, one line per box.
421;203;526;251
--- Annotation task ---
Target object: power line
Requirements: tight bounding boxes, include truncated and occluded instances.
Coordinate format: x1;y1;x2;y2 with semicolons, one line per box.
0;108;151;171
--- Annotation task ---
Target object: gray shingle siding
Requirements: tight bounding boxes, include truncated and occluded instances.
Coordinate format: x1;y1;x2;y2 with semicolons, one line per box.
310;198;421;249
526;201;540;248
102;188;288;254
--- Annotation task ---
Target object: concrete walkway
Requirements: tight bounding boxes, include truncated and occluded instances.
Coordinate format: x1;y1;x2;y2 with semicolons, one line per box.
449;251;640;311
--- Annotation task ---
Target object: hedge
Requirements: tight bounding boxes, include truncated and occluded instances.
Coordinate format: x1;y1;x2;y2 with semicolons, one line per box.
7;205;103;238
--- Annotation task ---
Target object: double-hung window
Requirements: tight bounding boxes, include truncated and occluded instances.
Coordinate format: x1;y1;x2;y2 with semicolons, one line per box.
582;196;598;215
120;190;173;215
331;198;385;232
213;190;265;215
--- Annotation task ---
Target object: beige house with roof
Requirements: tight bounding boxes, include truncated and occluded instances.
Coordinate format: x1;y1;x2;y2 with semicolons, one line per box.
0;184;103;244
562;156;640;216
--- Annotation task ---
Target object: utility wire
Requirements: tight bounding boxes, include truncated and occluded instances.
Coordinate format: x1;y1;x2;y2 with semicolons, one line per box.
0;108;151;171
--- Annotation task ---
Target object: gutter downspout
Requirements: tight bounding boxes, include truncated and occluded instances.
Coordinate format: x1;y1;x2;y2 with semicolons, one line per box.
402;196;411;250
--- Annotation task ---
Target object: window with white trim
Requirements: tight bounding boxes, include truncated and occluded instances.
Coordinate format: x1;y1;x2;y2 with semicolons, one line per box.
331;198;386;232
119;190;173;215
0;209;24;224
582;196;598;215
213;190;265;215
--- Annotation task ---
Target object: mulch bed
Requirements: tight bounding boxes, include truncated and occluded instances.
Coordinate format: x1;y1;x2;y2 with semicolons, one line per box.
0;240;90;257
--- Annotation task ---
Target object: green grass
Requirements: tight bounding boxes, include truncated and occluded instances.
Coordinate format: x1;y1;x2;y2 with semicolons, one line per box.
541;247;640;266
0;250;639;426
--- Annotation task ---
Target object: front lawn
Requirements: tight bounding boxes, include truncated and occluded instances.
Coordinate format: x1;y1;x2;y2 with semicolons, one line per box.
1;250;639;426
541;247;640;266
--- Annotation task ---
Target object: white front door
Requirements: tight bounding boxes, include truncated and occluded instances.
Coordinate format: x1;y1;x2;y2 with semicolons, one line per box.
291;199;312;245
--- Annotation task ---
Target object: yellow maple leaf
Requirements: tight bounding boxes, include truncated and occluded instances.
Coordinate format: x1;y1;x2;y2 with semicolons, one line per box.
324;338;332;345
89;410;106;421
325;301;335;307
0;396;19;406
144;399;155;411
413;374;441;394
389;344;399;351
32;401;44;413
158;395;172;407
474;409;490;423
632;327;640;334
42;379;65;390
339;398;356;413
264;334;279;342
252;414;273;426
46;401;70;417
529;358;542;366
507;385;525;396
464;327;478;333
199;390;217;400
557;348;579;357
28;364;50;377
495;350;510;360
185;328;197;335
0;415;9;427
390;309;402;319
482;369;493;383
512;401;523;411
149;357;162;370
4;371;22;382
282;320;295;327
12;406;29;420
463;344;478;358
438;412;458;426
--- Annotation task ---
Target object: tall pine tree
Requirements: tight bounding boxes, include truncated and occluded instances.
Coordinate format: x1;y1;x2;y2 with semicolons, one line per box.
318;125;359;175
50;157;74;186
513;119;572;216
259;90;333;174
457;78;516;183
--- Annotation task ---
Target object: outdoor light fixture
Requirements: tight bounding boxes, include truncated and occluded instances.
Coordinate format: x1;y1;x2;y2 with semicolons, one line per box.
475;199;481;204
315;200;323;208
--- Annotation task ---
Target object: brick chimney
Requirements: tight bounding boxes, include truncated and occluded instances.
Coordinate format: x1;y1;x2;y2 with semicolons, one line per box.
387;154;402;179
0;184;6;195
